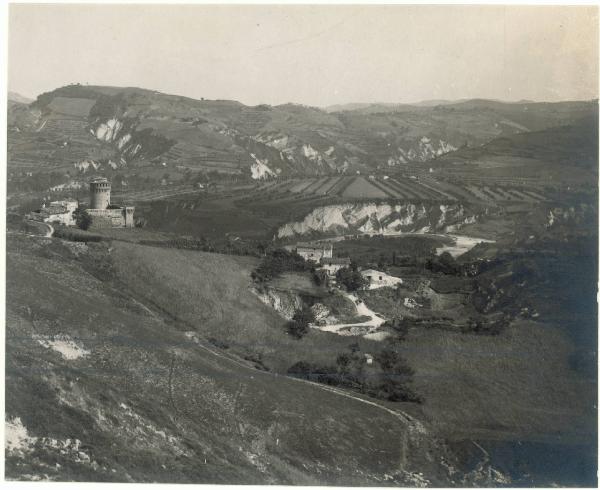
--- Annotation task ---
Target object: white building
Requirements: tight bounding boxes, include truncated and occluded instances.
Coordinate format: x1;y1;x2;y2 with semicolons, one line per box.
361;269;403;289
30;200;78;226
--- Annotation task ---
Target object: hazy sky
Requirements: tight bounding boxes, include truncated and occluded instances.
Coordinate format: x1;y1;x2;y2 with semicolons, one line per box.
8;4;599;107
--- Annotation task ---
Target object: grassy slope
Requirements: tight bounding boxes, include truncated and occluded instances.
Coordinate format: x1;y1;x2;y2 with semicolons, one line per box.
400;321;595;442
103;238;597;448
6;234;454;484
434;116;599;182
107;241;381;372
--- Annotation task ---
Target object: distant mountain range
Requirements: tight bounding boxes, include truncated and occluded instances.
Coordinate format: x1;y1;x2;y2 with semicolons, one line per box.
8;91;34;104
324;98;545;113
6;84;597;189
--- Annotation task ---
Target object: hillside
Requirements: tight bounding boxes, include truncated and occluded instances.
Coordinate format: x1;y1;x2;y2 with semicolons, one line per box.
6;219;597;484
7;85;597;197
432;115;599;184
6;233;485;484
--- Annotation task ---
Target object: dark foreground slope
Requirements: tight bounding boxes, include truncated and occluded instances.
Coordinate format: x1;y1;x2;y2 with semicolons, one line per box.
6;234;463;485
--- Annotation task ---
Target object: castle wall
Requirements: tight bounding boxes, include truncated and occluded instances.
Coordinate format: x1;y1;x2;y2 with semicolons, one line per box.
124;207;135;228
86;208;128;228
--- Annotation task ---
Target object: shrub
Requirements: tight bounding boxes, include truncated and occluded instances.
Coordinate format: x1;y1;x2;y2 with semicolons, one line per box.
382;317;409;339
286;306;315;339
312;269;329;286
53;227;103;242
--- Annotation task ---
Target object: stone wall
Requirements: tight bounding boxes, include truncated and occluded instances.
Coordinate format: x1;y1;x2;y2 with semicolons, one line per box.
86;208;133;228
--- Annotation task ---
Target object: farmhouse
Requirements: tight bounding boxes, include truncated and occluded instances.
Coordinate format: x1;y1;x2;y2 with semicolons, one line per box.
361;269;403;289
29;200;78;226
85;177;135;228
320;257;351;276
295;242;333;263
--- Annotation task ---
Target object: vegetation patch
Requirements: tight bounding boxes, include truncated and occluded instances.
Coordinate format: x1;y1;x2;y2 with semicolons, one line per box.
288;341;422;403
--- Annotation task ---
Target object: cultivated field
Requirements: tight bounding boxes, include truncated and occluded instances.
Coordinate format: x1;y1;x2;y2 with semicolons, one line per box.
236;175;550;207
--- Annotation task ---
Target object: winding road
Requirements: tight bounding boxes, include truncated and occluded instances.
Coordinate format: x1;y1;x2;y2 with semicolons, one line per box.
312;291;387;337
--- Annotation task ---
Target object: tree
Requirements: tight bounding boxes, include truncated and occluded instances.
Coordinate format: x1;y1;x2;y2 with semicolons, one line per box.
312;269;328;286
336;263;368;291
73;207;92;230
286;306;315;339
426;251;460;275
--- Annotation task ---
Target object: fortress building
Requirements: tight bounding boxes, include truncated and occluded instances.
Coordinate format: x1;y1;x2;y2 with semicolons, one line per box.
85;177;134;228
90;178;111;209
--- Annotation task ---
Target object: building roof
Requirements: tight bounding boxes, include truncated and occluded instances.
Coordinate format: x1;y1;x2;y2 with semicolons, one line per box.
361;269;384;276
90;177;109;184
321;257;351;265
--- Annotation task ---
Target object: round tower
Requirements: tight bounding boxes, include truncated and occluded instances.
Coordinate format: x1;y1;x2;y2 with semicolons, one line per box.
89;177;111;209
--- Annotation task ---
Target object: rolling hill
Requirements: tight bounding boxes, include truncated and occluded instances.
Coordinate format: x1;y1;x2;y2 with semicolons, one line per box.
431;114;598;183
7;85;597;196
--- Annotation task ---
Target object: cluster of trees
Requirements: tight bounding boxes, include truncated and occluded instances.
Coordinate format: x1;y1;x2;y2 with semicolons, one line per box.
425;251;461;275
287;341;422;403
251;248;311;283
335;263;369;291
286;306;316;339
73;207;92;230
53;226;103;243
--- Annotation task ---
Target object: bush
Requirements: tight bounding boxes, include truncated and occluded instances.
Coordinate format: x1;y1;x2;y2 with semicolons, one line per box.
382;317;409;339
53;227;103;242
312;269;329;286
286;306;315;339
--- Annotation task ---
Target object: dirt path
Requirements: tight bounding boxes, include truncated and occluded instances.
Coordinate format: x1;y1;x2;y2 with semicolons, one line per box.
313;291;387;334
42;223;54;237
179;328;423;434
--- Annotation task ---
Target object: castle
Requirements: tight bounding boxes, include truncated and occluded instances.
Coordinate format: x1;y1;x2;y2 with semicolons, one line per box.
86;178;134;228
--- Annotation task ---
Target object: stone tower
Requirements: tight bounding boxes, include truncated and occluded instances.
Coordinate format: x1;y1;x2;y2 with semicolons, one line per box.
89;177;111;210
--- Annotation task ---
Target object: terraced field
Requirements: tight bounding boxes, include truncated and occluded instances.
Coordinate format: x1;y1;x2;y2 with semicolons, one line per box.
235;175;548;206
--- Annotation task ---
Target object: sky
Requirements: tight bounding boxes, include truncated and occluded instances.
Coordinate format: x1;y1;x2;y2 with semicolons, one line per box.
8;4;599;107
